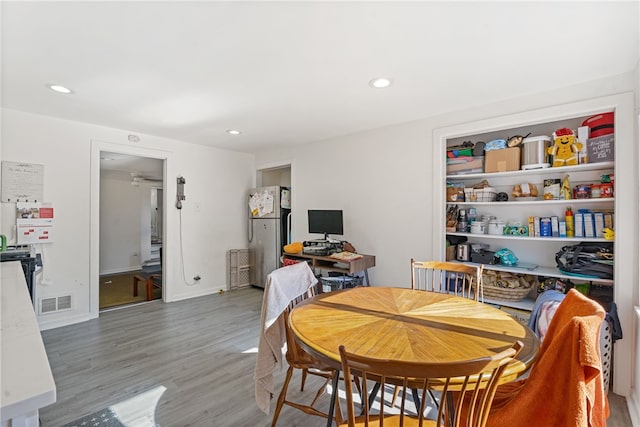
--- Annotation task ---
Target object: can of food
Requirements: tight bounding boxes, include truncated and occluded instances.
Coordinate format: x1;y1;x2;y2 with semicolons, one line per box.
575;184;591;199
590;184;601;198
600;182;614;198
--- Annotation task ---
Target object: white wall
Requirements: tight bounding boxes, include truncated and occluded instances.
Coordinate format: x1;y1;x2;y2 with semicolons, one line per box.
1;108;254;330
255;72;638;398
99;177;154;275
256;72;637;287
629;58;640;427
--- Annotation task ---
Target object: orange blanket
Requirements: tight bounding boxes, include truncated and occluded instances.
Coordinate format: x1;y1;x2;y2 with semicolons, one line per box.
487;289;609;427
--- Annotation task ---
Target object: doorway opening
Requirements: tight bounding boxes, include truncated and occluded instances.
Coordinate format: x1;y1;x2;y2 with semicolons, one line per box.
99;151;164;310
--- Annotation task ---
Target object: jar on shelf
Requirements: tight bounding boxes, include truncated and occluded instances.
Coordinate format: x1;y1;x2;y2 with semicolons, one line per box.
601;182;614;198
575;184;591;199
487;219;505;235
591;184;601;198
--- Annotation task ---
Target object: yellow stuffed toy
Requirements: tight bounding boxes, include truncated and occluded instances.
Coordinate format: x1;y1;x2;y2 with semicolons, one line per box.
284;242;303;254
549;128;582;167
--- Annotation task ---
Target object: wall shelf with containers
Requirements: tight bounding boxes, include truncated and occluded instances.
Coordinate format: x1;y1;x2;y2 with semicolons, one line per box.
432;93;636;397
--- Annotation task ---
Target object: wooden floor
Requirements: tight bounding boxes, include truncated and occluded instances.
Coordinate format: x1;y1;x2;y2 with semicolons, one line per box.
40;287;632;427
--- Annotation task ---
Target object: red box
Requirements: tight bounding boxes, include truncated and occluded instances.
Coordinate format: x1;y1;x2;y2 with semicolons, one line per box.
582;112;614;138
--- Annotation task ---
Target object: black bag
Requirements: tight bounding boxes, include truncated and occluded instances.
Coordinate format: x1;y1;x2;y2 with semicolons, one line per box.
555;242;614;279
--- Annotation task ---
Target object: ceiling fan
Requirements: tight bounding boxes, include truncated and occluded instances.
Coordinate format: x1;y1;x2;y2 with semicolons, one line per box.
130;172;163;186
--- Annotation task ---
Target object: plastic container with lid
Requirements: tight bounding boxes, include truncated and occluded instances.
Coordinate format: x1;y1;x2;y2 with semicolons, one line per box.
487;219;505;235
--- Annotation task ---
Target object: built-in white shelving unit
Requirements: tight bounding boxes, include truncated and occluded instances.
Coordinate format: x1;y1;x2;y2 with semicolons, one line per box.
432;93;636;397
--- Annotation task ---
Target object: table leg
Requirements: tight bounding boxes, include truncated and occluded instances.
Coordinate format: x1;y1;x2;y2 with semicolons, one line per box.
327;370;340;427
364;269;370;286
366;382;382;413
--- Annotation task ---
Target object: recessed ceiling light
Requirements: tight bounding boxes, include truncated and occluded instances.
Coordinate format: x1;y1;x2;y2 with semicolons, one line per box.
226;130;241;135
47;84;73;94
100;157;115;161
369;77;392;89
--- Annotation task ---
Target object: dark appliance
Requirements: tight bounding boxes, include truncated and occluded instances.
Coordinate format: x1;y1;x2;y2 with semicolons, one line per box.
1;250;41;306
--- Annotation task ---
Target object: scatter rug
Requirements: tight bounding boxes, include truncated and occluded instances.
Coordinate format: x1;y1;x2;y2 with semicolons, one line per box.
62;385;166;427
61;408;126;427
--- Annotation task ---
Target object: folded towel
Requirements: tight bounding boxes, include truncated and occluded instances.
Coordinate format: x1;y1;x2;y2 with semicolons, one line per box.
254;262;317;414
488;289;609;427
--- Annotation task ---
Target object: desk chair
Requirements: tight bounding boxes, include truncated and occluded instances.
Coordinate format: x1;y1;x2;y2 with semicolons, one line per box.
339;342;523;427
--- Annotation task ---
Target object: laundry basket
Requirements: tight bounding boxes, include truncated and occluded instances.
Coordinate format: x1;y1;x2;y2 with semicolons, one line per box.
600;320;612;394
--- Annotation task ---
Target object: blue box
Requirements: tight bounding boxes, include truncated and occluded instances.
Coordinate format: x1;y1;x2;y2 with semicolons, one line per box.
540;217;552;237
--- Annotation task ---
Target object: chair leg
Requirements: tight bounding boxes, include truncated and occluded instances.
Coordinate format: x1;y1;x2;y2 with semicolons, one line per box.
390;385;401;407
271;365;295;427
300;368;308;391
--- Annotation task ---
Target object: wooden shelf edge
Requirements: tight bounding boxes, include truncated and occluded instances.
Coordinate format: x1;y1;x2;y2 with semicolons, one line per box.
446;161;614;180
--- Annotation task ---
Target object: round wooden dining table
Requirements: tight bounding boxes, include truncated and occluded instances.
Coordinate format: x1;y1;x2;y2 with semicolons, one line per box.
289;287;540;426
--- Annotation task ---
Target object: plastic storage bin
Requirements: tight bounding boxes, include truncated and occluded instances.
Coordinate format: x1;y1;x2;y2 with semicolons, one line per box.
319;275;363;292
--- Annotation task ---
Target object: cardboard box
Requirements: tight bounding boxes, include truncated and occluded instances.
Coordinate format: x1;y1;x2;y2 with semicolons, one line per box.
484;147;521;173
551;216;560;237
584;212;595;237
575;212;584;237
594;212;605;238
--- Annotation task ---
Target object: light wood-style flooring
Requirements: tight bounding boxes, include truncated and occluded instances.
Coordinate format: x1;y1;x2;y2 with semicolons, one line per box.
40;287;632;426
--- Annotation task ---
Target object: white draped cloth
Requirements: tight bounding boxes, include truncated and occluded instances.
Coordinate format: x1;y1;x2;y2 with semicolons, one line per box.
254;262;317;414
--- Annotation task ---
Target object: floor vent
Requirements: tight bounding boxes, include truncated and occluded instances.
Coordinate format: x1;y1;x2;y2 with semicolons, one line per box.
39;296;72;314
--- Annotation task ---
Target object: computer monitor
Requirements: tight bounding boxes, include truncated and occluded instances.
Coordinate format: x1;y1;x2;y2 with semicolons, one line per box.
308;210;343;241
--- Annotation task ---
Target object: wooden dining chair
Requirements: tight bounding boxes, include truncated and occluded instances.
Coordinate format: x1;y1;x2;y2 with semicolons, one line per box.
388;259;486;408
486;289;608;427
270;287;339;427
339;341;523;427
411;259;483;302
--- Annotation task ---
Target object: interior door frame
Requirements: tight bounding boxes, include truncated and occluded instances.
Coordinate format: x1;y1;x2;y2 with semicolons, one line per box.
90;139;173;316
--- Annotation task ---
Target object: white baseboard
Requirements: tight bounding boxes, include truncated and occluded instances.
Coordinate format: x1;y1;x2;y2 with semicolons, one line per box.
167;287;225;303
38;312;96;331
100;266;142;276
628;393;640;427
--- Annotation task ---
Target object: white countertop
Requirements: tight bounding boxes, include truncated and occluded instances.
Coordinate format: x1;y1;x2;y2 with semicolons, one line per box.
1;261;56;422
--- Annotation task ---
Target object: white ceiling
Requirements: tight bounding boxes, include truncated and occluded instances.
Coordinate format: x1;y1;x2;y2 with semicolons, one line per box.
100;151;163;183
2;2;639;154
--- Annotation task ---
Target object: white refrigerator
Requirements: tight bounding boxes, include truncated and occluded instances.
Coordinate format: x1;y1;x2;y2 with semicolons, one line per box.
248;186;291;288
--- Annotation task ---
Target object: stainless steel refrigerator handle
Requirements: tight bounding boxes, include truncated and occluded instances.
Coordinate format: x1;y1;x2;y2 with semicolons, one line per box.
248;206;254;243
286;212;292;245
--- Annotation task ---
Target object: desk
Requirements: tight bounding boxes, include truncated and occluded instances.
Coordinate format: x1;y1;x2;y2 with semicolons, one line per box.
285;252;375;285
289;287;539;426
